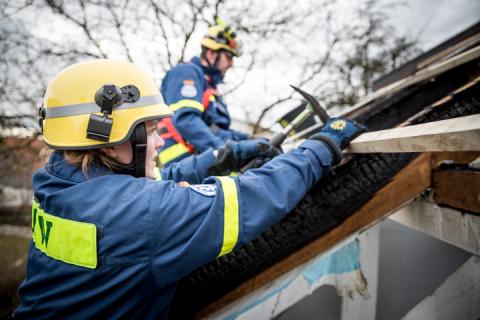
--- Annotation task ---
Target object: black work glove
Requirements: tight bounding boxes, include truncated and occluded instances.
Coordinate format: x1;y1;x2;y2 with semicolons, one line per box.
309;118;367;165
208;139;282;176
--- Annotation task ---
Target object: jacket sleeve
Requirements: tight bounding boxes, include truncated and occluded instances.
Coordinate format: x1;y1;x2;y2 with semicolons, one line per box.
148;139;334;288
174;112;225;152
160;149;216;184
215;127;250;141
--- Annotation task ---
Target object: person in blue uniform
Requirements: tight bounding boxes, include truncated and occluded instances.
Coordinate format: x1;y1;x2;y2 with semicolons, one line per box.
14;59;364;319
159;19;249;166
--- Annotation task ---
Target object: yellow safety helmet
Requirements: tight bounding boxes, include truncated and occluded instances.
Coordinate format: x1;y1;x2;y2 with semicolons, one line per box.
201;18;242;57
39;59;172;150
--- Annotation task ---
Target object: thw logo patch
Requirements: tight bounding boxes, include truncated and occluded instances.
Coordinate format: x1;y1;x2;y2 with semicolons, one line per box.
32;207;53;248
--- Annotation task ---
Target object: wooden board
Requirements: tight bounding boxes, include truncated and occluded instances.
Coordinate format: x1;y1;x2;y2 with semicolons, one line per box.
347;114;480;153
347;45;480;113
430;152;480;168
197;154;433;317
391;200;480;255
433;170;480;213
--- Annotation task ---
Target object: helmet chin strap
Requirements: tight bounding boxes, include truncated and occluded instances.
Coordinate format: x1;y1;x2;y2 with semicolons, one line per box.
205;50;222;71
213;51;222;70
112;123;147;178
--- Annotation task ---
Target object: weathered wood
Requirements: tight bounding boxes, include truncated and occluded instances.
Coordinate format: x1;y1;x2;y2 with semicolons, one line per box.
416;33;480;69
285;76;480;146
197;154;433;317
347;114;480;153
398;75;480;127
430;152;480;168
391;200;480;255
433;170;480;213
348;45;480;113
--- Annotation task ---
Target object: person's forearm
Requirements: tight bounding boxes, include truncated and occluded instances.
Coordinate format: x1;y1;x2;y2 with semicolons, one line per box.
161;149;216;183
203;140;334;244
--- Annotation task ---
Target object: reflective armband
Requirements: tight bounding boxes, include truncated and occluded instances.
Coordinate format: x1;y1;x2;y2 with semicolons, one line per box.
217;177;239;257
31;200;97;269
169;99;205;113
159;143;190;164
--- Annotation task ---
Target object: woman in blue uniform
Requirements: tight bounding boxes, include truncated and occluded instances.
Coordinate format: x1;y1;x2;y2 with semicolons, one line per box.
14;60;364;319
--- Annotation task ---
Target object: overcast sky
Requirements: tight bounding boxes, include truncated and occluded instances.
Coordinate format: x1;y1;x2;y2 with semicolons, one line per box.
247;0;480;128
3;0;479;127
390;0;479;50
228;0;480;127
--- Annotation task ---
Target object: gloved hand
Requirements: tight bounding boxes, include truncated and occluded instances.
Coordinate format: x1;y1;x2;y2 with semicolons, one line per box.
309;118;367;164
208;139;282;176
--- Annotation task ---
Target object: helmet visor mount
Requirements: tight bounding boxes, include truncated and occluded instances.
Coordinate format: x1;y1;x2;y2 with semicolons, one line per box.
83;83;150;177
86;84;141;142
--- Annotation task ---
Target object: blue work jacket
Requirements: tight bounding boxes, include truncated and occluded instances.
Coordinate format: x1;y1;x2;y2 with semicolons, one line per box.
159;56;248;166
15;140;333;319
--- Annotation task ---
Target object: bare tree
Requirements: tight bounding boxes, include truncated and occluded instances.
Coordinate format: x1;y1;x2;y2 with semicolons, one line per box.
0;0;420;136
321;0;421;110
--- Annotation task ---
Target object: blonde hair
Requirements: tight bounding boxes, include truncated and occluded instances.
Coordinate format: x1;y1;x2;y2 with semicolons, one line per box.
39;148;120;176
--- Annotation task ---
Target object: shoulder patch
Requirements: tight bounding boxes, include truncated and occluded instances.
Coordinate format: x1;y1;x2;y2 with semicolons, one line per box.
190;184;217;197
181;80;198;98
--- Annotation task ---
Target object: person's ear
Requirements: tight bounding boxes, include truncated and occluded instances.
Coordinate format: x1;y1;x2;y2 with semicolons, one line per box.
99;146;117;159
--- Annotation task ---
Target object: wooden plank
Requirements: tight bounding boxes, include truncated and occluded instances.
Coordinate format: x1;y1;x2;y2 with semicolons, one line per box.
433;170;480;213
416;33;480;69
372;22;480;91
430;152;480;168
398;76;480;128
284;76;480;147
347;45;480;113
198;154;433;317
346;114;480;153
390;200;480;255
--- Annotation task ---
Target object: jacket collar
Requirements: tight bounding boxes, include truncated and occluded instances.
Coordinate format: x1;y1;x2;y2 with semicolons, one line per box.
46;151;113;183
191;56;223;87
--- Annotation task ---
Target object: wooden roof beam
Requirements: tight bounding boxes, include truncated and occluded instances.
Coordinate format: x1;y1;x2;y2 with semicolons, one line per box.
433;169;480;213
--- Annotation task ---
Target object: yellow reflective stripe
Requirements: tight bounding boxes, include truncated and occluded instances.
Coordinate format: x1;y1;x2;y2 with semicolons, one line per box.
169;99;204;112
159;143;190;164
154;167;162;180
217;176;239;257
209;95;216;102
31;200;97;269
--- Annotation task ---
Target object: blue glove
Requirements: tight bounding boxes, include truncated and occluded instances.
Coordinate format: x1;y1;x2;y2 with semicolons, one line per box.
208;139;282;175
234;139;281;162
309;118;367;164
